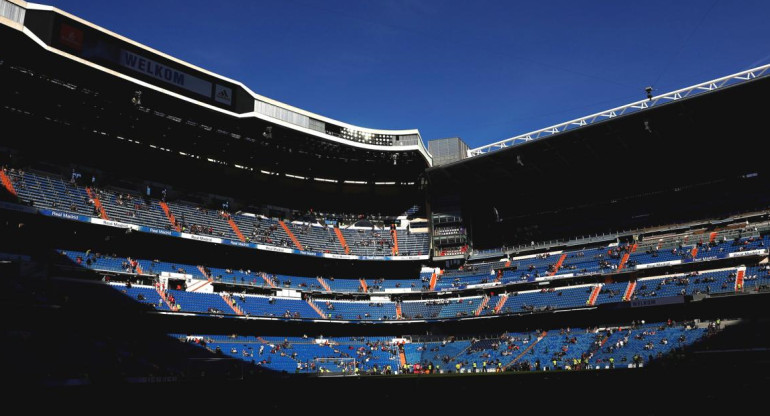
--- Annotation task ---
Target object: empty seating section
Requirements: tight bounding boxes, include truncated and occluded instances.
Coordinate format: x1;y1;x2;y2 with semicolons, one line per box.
165;289;231;313
318;300;398;320
231;215;292;247
558;247;619;276
365;272;432;292
208;267;268;287
100;192;170;229
593;282;629;305
591;324;707;368
395;230;430;256
502;253;562;283
232;295;318;319
342;227;393;256
165;202;237;239
437;297;482;318
325;278;362;292
396;322;710;373
61;250;129;273
494;287;590;315
9;170;95;215
401;301;444;320
434;272;492;291
60;250;204;278
111;282;169;310
528;331;599;369
632;267;765;299
285;222;344;254
180;335;400;373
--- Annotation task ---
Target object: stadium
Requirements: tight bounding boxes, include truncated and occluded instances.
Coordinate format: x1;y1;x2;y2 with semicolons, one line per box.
2;0;770;409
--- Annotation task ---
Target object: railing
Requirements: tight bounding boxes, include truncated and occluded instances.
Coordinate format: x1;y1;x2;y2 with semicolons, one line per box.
469;63;770;156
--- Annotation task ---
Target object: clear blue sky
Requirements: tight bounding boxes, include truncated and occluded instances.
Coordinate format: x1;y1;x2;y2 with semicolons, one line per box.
45;0;770;148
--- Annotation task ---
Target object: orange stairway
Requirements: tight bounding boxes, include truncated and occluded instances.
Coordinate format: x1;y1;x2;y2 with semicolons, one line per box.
493;295;508;313
391;229;399;255
156;286;174;310
85;187;109;220
317;277;331;292
159;201;181;231
260;273;277;288
474;296;490;316
587;285;601;305
306;299;328;319
227;218;246;242
709;232;718;243
429;271;439;291
617;253;631;271
505;331;547;370
197;265;211;281
221;293;244;315
279;220;304;250
334;227;350;254
735;267;746;292
548;254;567;276
396;302;402;319
622;281;637;301
127;257;143;275
399;350;407;367
690;247;699;260
359;279;368;292
0;170;17;196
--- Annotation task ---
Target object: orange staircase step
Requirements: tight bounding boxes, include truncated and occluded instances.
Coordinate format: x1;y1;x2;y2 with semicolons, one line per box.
429;272;438;291
359;279;368;292
159;201;181;232
690;247;698;259
617;252;631;271
307;299;328;319
736;267;745;292
156;286;174;310
85;187;109;220
197;265;211;281
227;217;246;242
474;296;490;316
317;277;331;292
279;220;304;251
396;302;402;319
220;293;244;315
587;285;601;306
548;253;567;276
505;331;547;369
334;227;350;254
399;350;407;367
0;170;17;196
622;281;636;301
391;229;399;255
261;273;277;288
493;295;508;313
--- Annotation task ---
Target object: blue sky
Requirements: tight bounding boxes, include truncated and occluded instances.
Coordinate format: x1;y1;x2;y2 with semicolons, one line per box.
45;0;770;148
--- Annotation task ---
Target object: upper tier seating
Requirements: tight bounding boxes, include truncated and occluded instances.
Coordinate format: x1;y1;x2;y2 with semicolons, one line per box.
5;170;430;258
